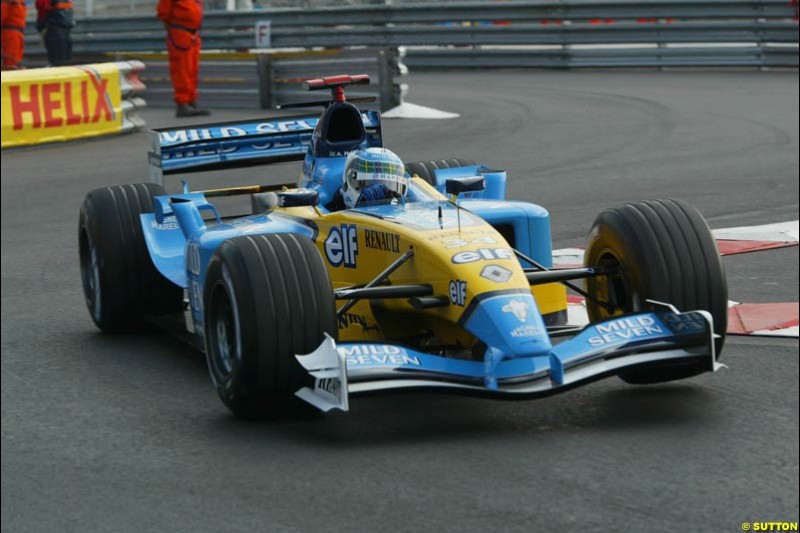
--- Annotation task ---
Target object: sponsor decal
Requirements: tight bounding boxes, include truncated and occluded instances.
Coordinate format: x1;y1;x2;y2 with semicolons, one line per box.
190;280;203;312
424;228;487;242
151;215;179;231
339;344;421;366
159;119;315;146
660;312;707;334
449;280;467;307
337;313;380;332
254;119;316;133
167;136;309;157
324;224;358;268
363;229;400;253
2;64;123;148
187;243;201;276
158;113;377;148
228;217;255;228
386;208;478;231
587;316;664;347
160;130;313;164
452;248;514;264
473;202;509;209
7;70;115;131
228;218;282;235
442;235;497;249
502;299;529;323
314;377;343;406
481;264;513;283
511;324;543;338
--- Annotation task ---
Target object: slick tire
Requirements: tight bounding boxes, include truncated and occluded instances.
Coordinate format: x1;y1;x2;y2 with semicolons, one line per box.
583;198;727;385
79;183;182;333
406;158;476;187
203;233;338;419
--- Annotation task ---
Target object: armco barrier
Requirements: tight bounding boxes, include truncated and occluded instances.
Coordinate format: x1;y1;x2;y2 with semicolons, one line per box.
259;48;404;111
130;53;261;109
20;1;799;65
1;61;146;148
126;48;403;111
22;0;800;38
16;1;800;110
404;44;800;69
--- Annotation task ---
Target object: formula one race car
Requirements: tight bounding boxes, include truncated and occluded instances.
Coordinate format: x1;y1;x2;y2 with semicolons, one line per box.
78;74;728;418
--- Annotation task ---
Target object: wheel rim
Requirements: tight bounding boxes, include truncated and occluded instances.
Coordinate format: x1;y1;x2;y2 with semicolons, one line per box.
590;251;640;319
208;281;240;381
80;229;102;322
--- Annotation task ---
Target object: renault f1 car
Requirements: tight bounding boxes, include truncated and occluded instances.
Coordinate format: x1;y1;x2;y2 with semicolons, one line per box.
78;74;728;418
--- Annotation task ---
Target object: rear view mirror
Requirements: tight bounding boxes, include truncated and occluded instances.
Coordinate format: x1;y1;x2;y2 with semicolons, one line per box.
251;189;319;215
276;189;320;208
445;176;486;196
251;192;279;214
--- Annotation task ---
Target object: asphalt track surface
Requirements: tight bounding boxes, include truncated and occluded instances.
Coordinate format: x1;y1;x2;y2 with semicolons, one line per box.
2;71;798;532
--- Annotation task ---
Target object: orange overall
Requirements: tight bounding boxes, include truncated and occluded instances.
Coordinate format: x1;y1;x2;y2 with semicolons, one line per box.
157;0;203;105
1;0;26;70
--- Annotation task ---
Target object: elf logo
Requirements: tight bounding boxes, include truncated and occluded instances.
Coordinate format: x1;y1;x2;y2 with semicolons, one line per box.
325;224;358;268
449;280;467;306
451;248;514;264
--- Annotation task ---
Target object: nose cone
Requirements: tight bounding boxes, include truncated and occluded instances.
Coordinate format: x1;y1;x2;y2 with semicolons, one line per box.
463;292;552;358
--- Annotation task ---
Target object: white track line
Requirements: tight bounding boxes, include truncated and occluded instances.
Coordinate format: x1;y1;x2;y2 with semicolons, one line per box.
752;326;799;337
552;247;585;267
383;102;460;119
566;301;590;327
712;220;798;243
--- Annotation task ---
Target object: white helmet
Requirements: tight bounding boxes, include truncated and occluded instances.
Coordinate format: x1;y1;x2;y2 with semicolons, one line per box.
341;148;408;209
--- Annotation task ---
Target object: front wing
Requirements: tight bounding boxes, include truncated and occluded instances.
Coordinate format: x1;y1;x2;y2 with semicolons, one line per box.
294;304;723;412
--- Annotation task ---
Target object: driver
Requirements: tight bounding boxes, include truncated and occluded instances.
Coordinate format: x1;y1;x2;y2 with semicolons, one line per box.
327;148;409;211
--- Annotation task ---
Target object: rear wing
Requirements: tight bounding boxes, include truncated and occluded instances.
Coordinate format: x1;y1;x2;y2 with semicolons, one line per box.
148;111;382;186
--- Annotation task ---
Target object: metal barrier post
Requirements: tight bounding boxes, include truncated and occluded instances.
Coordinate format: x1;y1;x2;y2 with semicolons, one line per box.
257;53;273;109
377;48;393;112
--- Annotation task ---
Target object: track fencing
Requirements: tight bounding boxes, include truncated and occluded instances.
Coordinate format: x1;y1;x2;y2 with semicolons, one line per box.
18;1;799;108
122;48;404;110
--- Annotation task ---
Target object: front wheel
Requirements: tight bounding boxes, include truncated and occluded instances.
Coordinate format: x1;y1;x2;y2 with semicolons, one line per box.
584;198;727;384
203;233;338;419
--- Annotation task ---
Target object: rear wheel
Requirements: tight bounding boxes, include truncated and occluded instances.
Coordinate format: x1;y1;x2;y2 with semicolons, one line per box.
405;158;476;187
203;233;338;419
79;183;182;332
584;198;727;384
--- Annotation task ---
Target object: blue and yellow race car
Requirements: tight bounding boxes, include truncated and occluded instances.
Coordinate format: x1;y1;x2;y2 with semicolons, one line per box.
78;75;728;418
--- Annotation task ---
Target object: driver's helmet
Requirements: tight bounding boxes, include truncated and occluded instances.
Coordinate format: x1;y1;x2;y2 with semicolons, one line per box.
341;148;408;209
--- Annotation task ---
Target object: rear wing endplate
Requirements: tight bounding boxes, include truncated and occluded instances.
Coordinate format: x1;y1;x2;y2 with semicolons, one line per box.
148;111;382;186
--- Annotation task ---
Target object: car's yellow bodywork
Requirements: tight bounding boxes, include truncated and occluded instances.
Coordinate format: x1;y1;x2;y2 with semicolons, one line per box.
277;178;567;348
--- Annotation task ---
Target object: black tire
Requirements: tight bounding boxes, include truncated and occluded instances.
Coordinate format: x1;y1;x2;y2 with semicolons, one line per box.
406;158;476;187
584;198;727;384
203;233;338;419
79;183;182;333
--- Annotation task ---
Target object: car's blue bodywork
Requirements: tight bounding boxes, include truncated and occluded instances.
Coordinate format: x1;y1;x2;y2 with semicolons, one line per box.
295;305;719;412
